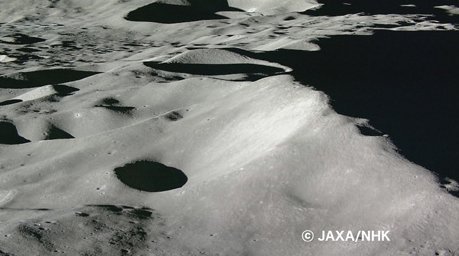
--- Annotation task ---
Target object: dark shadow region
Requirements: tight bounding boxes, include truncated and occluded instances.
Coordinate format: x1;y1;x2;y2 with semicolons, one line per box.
0;121;30;144
0;99;22;106
94;97;136;114
52;84;80;96
114;160;188;192
164;111;183;121
0;69;100;89
255;30;459;183
125;1;234;23
44;125;74;140
0;33;46;45
96;105;136;114
306;0;459;24
0;207;51;211
86;205;154;219
144;62;286;81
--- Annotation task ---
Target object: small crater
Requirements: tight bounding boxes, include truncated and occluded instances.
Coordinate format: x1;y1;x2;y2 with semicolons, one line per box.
91;205;124;213
0;33;46;45
0;99;22;106
75;212;90;217
95;97;135;114
114;160;187;192
284;15;296;21
44;125;74;140
129;209;153;219
17;47;41;53
52;84;79;96
434;249;453;256
101;106;136;113
165;111;183;121
101;97;120;105
0;121;30;144
0;69;99;89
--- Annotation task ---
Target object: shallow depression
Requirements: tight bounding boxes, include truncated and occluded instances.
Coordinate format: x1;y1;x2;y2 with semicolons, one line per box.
114;161;188;192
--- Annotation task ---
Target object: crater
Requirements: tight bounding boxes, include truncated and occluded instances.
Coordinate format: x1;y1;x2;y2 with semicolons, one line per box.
125;1;229;24
165;111;183;121
114;161;187;192
44;125;74;140
144;62;285;81
94;97;135;114
0;69;100;89
144;48;289;81
0;33;46;45
0;99;23;106
0;121;30;144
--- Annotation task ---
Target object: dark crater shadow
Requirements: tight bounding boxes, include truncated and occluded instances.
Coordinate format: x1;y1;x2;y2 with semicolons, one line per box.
44;125;74;140
99;97;120;105
0;207;51;211
94;97;136;114
0;33;46;45
125;1;236;23
0;99;23;106
52;84;80;96
306;0;459;24
0;121;30;144
0;69;100;89
86;205;154;219
17;47;41;53
144;62;286;81
165;111;183;121
95;105;136;114
255;30;459;184
114;160;188;192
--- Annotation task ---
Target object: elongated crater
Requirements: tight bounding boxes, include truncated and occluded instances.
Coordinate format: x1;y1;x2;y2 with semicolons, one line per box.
114;161;187;192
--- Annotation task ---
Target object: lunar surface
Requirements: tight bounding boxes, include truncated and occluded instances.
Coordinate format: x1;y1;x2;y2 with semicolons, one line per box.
0;0;459;255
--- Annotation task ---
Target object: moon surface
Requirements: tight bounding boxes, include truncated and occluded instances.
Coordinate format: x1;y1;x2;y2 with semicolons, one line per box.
0;0;458;255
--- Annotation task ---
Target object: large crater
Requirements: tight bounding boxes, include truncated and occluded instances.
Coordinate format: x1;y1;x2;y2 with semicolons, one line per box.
114;161;188;192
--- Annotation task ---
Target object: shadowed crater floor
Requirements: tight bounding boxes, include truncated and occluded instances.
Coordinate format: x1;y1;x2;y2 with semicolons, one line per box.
0;69;100;89
0;99;22;106
0;121;29;144
44;125;74;140
114;160;188;192
144;62;286;81
0;33;46;45
125;1;231;23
